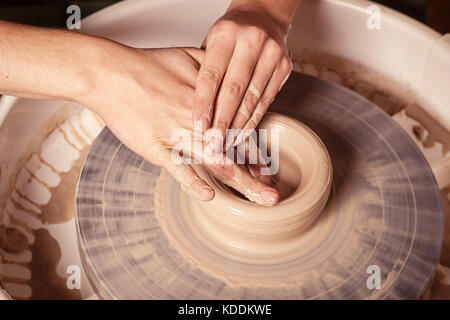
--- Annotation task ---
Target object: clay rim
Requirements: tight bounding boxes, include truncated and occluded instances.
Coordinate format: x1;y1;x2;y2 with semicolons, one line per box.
198;112;333;224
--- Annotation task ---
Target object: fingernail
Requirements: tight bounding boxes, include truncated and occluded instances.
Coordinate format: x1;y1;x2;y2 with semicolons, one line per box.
261;189;278;206
201;186;214;200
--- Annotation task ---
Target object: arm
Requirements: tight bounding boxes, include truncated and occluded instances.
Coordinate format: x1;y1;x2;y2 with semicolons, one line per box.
0;21;279;206
0;20;103;100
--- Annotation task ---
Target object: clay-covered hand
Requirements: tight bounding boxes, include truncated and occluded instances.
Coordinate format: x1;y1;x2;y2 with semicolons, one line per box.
80;46;279;206
193;0;300;148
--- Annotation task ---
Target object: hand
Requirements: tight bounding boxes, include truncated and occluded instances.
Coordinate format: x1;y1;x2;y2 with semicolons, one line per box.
0;21;279;205
193;0;298;149
80;45;279;206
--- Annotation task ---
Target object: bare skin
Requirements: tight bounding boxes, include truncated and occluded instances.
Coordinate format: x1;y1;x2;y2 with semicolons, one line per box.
193;0;301;149
0;21;279;206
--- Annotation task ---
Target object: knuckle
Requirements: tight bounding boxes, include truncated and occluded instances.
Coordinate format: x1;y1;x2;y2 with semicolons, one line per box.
224;80;245;98
242;39;259;52
218;118;231;130
244;90;259;111
199;68;220;83
243;178;257;193
245;26;267;42
265;38;282;55
247;119;258;130
255;109;266;121
215;19;237;33
196;96;212;108
235;111;249;124
260;95;273;108
211;164;233;182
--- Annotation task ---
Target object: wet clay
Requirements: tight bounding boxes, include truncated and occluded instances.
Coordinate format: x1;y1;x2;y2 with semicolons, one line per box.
1;127;91;299
0;226;28;253
27;228;81;300
0;227;81;299
39;148;89;224
187;113;333;263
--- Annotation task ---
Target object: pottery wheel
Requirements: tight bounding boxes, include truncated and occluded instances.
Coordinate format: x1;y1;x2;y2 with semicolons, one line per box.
75;72;443;299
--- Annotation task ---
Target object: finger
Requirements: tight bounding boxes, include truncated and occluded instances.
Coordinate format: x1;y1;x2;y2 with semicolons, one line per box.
160;148;214;201
242;137;274;186
183;47;205;65
225;129;268;165
247;56;292;129
234;56;292;146
237;132;270;166
210;33;265;141
192;36;235;133
206;161;279;206
224;142;274;186
248;164;274;186
230;40;282;130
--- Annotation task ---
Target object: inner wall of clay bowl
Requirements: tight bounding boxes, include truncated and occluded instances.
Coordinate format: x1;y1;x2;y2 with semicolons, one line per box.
272;150;302;201
218;128;302;202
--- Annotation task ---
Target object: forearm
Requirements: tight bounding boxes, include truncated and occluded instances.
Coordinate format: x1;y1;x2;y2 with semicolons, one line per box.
227;0;301;29
0;20;110;103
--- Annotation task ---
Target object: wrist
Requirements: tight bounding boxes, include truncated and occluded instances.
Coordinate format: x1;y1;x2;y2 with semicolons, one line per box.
65;35;126;113
227;0;299;31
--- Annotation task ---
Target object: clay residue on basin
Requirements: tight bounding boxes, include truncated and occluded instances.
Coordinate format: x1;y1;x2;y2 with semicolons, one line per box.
291;49;414;115
1;106;103;299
